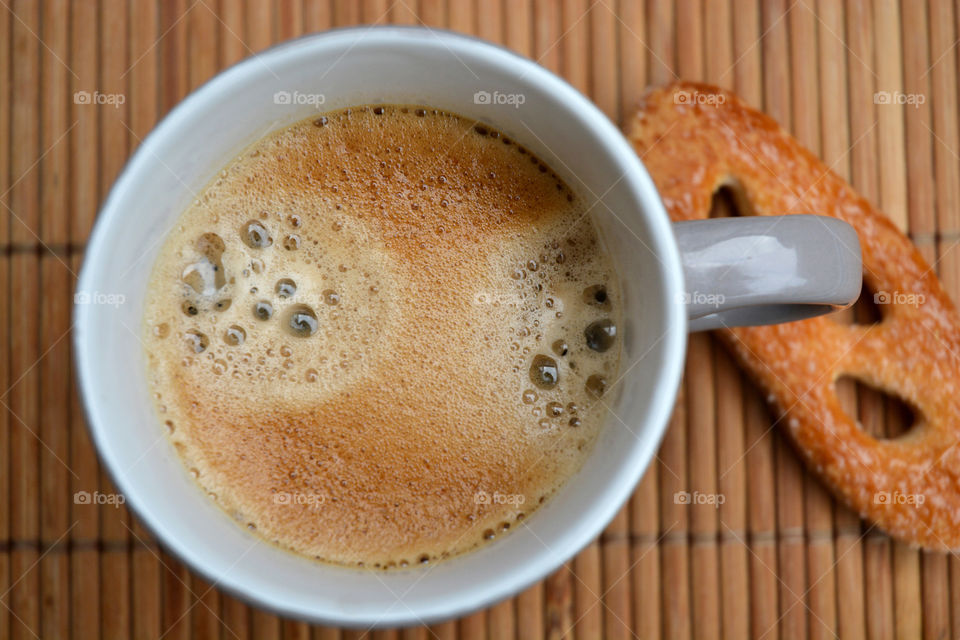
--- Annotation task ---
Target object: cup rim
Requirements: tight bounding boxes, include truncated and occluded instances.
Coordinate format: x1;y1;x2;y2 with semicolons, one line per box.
74;25;688;626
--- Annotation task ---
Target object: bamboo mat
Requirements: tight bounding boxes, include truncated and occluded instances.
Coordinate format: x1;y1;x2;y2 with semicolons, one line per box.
2;0;959;638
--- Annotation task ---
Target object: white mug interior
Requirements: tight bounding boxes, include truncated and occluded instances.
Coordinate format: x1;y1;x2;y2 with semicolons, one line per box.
74;27;686;627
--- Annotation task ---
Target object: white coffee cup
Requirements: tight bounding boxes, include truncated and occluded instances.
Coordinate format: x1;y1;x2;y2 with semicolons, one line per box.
74;27;860;627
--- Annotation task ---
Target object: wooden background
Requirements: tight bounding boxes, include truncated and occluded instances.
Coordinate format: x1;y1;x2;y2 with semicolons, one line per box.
3;0;959;638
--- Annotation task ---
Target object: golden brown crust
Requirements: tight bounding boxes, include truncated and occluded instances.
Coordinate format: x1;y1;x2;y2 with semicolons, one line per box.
627;82;960;550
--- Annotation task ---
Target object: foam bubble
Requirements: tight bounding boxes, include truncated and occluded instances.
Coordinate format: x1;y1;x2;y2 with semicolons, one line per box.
184;330;208;353
224;325;245;346
253;301;273;321
243;221;272;248
529;355;559;389
284;305;318;337
584;319;617;352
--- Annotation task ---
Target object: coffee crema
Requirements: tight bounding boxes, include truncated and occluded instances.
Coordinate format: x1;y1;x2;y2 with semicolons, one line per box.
143;105;622;568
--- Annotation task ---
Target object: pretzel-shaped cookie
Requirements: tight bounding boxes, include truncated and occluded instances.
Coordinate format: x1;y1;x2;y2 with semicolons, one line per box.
627;82;960;549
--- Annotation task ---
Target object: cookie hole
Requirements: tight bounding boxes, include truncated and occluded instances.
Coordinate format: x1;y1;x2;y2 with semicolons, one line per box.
835;375;917;440
848;282;883;326
708;183;754;218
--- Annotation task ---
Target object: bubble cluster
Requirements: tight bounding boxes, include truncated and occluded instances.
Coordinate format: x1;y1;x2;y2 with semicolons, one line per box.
143;104;621;571
493;226;621;439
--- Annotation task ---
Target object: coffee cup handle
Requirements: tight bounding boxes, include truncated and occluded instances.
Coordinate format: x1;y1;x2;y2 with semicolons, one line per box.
673;215;862;332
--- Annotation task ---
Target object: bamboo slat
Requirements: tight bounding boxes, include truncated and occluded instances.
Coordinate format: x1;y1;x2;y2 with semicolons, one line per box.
816;2;870;639
67;7;101;640
0;1;957;638
10;2;42;639
129;2;162;635
926;5;960;638
38;0;72;638
0;1;9;635
730;4;780;637
790;5;841;639
619;0;662;634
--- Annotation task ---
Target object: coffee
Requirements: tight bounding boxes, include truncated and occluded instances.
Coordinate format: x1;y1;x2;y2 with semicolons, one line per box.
143;105;622;568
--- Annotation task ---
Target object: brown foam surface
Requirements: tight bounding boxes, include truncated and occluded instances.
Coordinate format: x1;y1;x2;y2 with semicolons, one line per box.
143;106;622;567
